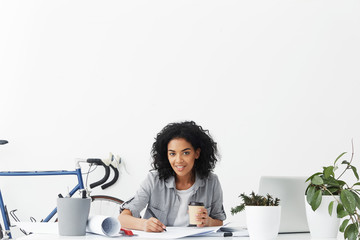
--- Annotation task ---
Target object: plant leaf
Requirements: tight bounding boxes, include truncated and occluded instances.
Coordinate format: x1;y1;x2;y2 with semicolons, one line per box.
344;223;358;240
339;219;349;233
353;182;360;186
337;203;349;218
337;180;347;187
306;186;322;211
323;177;340;187
311;190;322;211
328;201;334;216
306;186;316;205
230;204;245;215
350;191;360;209
311;175;324;185
340;190;356;214
350;166;359;180
305;172;322;182
334;152;347;165
323;166;334;179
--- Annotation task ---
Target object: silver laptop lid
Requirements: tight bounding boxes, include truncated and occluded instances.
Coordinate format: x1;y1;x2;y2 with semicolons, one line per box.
258;176;309;233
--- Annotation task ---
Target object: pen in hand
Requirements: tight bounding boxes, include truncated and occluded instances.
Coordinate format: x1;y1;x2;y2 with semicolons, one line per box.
147;208;167;232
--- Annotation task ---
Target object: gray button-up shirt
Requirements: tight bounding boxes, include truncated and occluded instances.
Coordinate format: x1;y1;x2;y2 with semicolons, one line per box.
121;171;226;226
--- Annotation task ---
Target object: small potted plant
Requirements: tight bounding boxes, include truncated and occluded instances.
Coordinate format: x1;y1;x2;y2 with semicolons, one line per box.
231;192;281;240
305;143;360;240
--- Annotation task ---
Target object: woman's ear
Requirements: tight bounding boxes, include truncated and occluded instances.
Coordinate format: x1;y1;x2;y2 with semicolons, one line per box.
195;148;201;159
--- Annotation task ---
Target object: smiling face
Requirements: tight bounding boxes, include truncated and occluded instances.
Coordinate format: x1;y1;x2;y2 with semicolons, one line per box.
167;138;200;181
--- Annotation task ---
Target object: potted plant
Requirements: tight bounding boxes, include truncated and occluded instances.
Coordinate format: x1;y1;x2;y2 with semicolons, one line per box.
231;192;281;240
305;143;360;240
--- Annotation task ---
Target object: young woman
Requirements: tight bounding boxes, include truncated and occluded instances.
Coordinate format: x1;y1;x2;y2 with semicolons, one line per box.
118;121;226;232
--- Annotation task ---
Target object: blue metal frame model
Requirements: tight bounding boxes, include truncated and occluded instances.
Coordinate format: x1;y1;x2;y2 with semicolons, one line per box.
0;168;85;239
0;139;119;239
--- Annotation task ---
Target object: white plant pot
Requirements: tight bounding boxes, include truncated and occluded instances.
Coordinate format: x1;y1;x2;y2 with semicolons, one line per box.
304;195;340;238
246;206;281;240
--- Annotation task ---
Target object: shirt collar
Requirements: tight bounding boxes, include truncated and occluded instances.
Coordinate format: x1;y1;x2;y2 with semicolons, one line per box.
165;172;206;191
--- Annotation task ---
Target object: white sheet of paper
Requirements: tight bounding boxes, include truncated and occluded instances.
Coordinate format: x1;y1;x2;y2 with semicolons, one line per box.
86;215;121;237
132;226;221;239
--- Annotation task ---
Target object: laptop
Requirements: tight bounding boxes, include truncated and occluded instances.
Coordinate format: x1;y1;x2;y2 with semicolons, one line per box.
258;176;309;233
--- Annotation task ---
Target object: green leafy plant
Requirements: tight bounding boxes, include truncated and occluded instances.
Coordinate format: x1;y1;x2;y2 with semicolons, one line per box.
306;143;360;240
231;191;280;215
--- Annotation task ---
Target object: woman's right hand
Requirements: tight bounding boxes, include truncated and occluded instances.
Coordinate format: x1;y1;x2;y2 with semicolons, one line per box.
143;217;166;232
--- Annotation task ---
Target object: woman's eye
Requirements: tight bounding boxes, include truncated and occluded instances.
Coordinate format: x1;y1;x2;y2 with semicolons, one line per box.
169;152;175;156
183;152;190;155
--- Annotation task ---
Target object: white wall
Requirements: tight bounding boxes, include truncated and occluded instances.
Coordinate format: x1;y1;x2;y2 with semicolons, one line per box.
1;0;360;232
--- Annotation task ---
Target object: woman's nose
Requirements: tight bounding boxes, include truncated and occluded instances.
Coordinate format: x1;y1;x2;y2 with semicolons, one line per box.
175;154;183;163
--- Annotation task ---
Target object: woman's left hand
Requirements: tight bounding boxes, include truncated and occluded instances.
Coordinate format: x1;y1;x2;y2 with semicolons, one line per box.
196;208;210;227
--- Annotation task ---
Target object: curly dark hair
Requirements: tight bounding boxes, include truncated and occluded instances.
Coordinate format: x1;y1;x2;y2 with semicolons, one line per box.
151;121;219;180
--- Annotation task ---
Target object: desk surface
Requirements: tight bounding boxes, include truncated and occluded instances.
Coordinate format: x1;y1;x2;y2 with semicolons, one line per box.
18;233;313;240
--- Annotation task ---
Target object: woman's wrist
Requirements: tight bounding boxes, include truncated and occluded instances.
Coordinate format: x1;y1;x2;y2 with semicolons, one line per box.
207;216;222;227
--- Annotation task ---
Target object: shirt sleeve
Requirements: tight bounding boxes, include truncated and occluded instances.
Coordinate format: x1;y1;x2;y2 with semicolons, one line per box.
120;172;155;218
209;174;227;221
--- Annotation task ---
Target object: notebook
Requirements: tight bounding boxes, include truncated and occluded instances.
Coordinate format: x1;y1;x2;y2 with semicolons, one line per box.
258;176;309;233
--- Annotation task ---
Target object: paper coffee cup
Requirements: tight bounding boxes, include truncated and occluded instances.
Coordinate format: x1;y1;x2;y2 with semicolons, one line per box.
188;202;204;226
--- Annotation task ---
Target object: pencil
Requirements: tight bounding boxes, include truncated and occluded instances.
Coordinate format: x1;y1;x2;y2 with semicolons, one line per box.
147;208;167;232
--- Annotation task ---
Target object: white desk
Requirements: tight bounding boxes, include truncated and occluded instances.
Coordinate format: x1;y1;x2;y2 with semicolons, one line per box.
17;233;313;240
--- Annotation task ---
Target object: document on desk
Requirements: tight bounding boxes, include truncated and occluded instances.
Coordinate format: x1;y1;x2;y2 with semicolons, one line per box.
133;226;221;239
86;215;121;237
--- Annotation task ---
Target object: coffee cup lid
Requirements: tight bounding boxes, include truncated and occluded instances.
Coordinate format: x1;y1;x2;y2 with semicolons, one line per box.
189;201;204;206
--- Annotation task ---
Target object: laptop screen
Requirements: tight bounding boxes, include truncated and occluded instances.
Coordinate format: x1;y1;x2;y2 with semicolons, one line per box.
258;176;309;233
